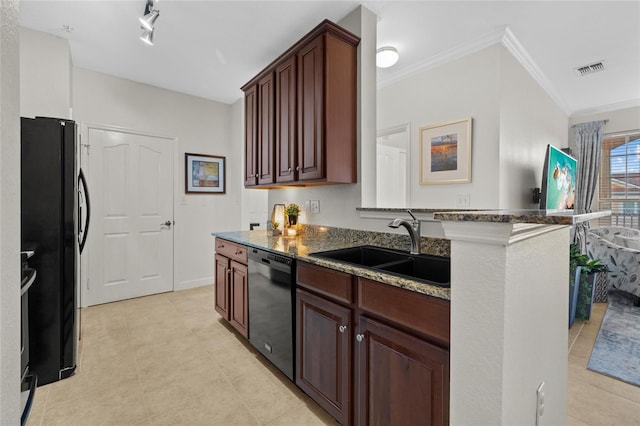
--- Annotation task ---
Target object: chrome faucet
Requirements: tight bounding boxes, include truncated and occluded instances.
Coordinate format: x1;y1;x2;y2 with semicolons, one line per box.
388;210;421;255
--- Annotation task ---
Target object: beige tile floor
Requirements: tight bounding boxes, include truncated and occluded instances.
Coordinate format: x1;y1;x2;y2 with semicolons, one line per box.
27;286;640;425
27;286;335;426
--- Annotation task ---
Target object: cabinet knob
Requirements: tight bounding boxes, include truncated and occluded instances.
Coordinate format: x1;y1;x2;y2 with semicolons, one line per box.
339;325;347;333
356;334;364;342
255;173;259;178
288;167;292;173
296;166;301;171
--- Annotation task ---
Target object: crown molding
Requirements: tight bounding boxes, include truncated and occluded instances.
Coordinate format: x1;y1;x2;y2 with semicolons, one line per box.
571;98;640;118
378;26;573;116
377;26;507;89
500;27;571;116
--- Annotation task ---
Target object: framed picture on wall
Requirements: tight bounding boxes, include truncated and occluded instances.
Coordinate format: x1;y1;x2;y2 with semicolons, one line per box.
185;153;226;194
419;118;472;184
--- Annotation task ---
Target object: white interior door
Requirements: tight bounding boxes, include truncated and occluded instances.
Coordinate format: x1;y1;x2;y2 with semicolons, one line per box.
86;127;174;306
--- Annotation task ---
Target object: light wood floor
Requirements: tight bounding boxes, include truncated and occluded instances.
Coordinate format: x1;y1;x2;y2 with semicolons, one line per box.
567;302;640;425
26;286;640;425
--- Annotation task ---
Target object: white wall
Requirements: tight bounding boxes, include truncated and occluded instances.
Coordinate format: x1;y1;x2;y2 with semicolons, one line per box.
0;0;21;421
19;27;71;119
378;45;502;209
498;47;569;209
72;67;240;292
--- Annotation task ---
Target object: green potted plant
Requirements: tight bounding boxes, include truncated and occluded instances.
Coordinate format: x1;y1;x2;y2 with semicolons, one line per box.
569;244;608;325
285;203;300;226
271;221;280;236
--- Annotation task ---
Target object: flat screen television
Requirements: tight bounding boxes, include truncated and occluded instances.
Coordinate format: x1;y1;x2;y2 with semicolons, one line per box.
540;144;577;210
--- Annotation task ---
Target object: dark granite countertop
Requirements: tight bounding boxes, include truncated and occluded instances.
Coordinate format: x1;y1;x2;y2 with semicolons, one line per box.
433;209;611;225
212;225;451;301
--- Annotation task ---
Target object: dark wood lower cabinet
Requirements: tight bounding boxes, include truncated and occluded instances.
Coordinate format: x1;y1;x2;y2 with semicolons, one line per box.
214;239;249;338
214;254;230;320
229;260;249;338
295;261;450;426
296;289;352;425
356;316;450;426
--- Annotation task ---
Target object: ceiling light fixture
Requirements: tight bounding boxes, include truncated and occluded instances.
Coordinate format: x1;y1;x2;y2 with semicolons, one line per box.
376;46;399;68
139;0;160;31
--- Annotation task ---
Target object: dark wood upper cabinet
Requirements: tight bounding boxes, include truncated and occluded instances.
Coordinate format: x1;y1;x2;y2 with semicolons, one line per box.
257;72;275;185
297;35;324;182
243;84;258;187
241;19;359;188
275;56;297;183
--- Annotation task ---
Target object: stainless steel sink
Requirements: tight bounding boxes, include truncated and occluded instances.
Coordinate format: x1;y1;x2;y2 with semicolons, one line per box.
310;245;450;287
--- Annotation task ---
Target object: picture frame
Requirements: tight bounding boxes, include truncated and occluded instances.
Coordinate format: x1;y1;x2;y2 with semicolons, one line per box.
419;118;472;185
185;153;225;194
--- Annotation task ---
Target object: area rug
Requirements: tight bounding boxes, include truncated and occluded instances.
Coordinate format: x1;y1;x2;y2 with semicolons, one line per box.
587;290;640;387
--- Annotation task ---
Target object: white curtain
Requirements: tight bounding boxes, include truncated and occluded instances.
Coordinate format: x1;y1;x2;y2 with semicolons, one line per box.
573;120;605;251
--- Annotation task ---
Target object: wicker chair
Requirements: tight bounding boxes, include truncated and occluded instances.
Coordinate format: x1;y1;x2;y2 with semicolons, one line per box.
586;226;640;306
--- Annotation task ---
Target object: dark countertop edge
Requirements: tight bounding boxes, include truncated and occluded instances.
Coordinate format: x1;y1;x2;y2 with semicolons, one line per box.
357;207;611;225
212;231;451;301
432;209;611;225
357;207;477;213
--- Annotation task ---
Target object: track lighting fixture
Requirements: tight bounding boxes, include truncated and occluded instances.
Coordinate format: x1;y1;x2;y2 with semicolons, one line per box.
139;0;159;45
140;29;154;46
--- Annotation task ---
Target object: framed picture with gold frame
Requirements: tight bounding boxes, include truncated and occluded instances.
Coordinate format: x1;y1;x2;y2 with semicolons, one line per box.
419;118;472;184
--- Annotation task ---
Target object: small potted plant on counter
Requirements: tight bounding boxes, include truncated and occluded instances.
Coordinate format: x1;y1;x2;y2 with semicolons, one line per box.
285;203;300;226
272;221;280;236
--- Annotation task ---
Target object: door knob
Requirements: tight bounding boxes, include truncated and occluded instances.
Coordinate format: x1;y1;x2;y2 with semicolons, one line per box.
161;220;173;228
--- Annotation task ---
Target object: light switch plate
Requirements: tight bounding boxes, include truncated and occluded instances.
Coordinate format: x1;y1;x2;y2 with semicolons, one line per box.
310;200;320;214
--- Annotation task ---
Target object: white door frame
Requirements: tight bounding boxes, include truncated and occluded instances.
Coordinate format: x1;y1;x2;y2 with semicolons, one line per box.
78;122;177;308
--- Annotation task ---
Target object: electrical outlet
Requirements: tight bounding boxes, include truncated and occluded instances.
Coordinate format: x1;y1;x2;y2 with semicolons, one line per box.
456;193;470;208
536;381;545;426
310;200;320;214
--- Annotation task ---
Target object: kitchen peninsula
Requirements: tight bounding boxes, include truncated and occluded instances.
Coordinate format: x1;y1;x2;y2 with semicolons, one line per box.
213;209;609;425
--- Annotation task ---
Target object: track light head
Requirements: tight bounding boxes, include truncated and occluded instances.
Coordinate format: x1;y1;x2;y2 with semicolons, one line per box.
140;29;154;46
139;9;159;31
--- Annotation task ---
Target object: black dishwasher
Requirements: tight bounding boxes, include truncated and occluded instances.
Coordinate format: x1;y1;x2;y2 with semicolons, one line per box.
247;248;295;380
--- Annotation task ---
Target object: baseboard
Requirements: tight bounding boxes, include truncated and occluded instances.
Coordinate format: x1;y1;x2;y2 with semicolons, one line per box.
175;277;213;292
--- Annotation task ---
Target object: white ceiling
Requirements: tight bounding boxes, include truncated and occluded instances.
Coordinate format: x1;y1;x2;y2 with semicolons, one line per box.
19;1;640;116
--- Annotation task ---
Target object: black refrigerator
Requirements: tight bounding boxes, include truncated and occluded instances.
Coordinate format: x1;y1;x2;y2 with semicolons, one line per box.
21;116;90;386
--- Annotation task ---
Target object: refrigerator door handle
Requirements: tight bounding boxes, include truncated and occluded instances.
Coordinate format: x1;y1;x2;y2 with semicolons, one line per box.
78;168;90;254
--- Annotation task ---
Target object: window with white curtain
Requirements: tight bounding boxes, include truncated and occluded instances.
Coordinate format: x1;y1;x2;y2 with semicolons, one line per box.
599;130;640;228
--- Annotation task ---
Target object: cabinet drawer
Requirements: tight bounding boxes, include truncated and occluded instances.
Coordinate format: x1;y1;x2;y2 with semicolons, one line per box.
215;238;248;264
358;278;450;347
297;262;354;304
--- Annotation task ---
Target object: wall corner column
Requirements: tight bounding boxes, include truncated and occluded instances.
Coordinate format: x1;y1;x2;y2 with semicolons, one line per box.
442;221;569;425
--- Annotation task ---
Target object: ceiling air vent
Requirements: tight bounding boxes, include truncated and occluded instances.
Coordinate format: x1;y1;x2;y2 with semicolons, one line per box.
575;61;606;76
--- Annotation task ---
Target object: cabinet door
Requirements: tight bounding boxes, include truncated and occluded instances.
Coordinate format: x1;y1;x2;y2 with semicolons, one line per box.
275;56;297;183
258;72;275;185
356;317;450;426
297;35;324;182
214;254;230;320
229;260;249;338
243;85;258;186
296;289;352;425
